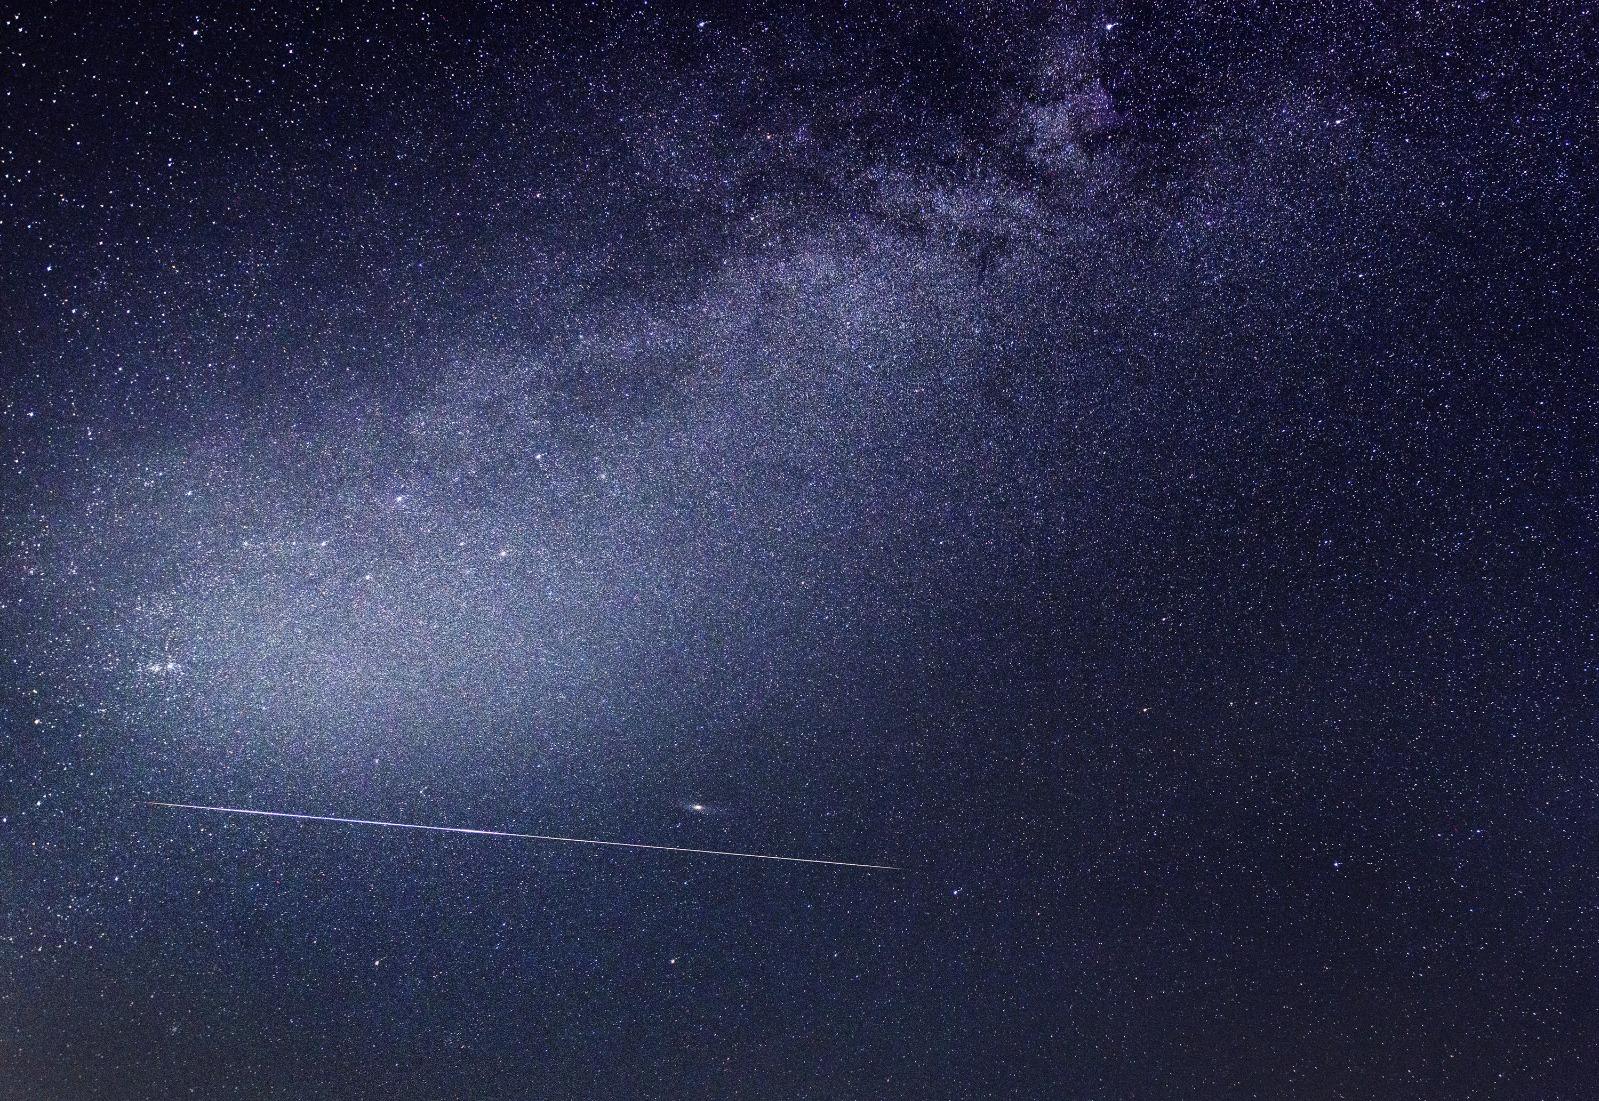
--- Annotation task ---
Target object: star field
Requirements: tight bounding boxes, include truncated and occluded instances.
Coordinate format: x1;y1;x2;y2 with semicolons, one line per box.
2;2;1596;1098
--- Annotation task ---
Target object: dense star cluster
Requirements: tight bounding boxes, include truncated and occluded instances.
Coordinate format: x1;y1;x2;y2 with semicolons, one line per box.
3;2;1596;1097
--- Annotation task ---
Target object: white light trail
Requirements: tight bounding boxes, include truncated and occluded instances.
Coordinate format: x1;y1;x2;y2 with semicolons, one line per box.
147;801;899;871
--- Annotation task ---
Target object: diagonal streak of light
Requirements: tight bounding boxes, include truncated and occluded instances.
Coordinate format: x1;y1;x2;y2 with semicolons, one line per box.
147;801;900;871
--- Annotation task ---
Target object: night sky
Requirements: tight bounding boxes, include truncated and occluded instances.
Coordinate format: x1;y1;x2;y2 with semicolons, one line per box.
3;1;1596;1097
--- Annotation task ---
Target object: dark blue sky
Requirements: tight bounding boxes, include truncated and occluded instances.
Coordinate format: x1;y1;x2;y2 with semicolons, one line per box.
2;2;1595;1097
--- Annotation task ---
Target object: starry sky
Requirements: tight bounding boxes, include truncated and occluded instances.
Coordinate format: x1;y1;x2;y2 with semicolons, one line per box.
2;1;1596;1097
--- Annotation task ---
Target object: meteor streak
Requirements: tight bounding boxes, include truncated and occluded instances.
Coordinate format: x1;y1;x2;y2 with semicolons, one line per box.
147;801;900;871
